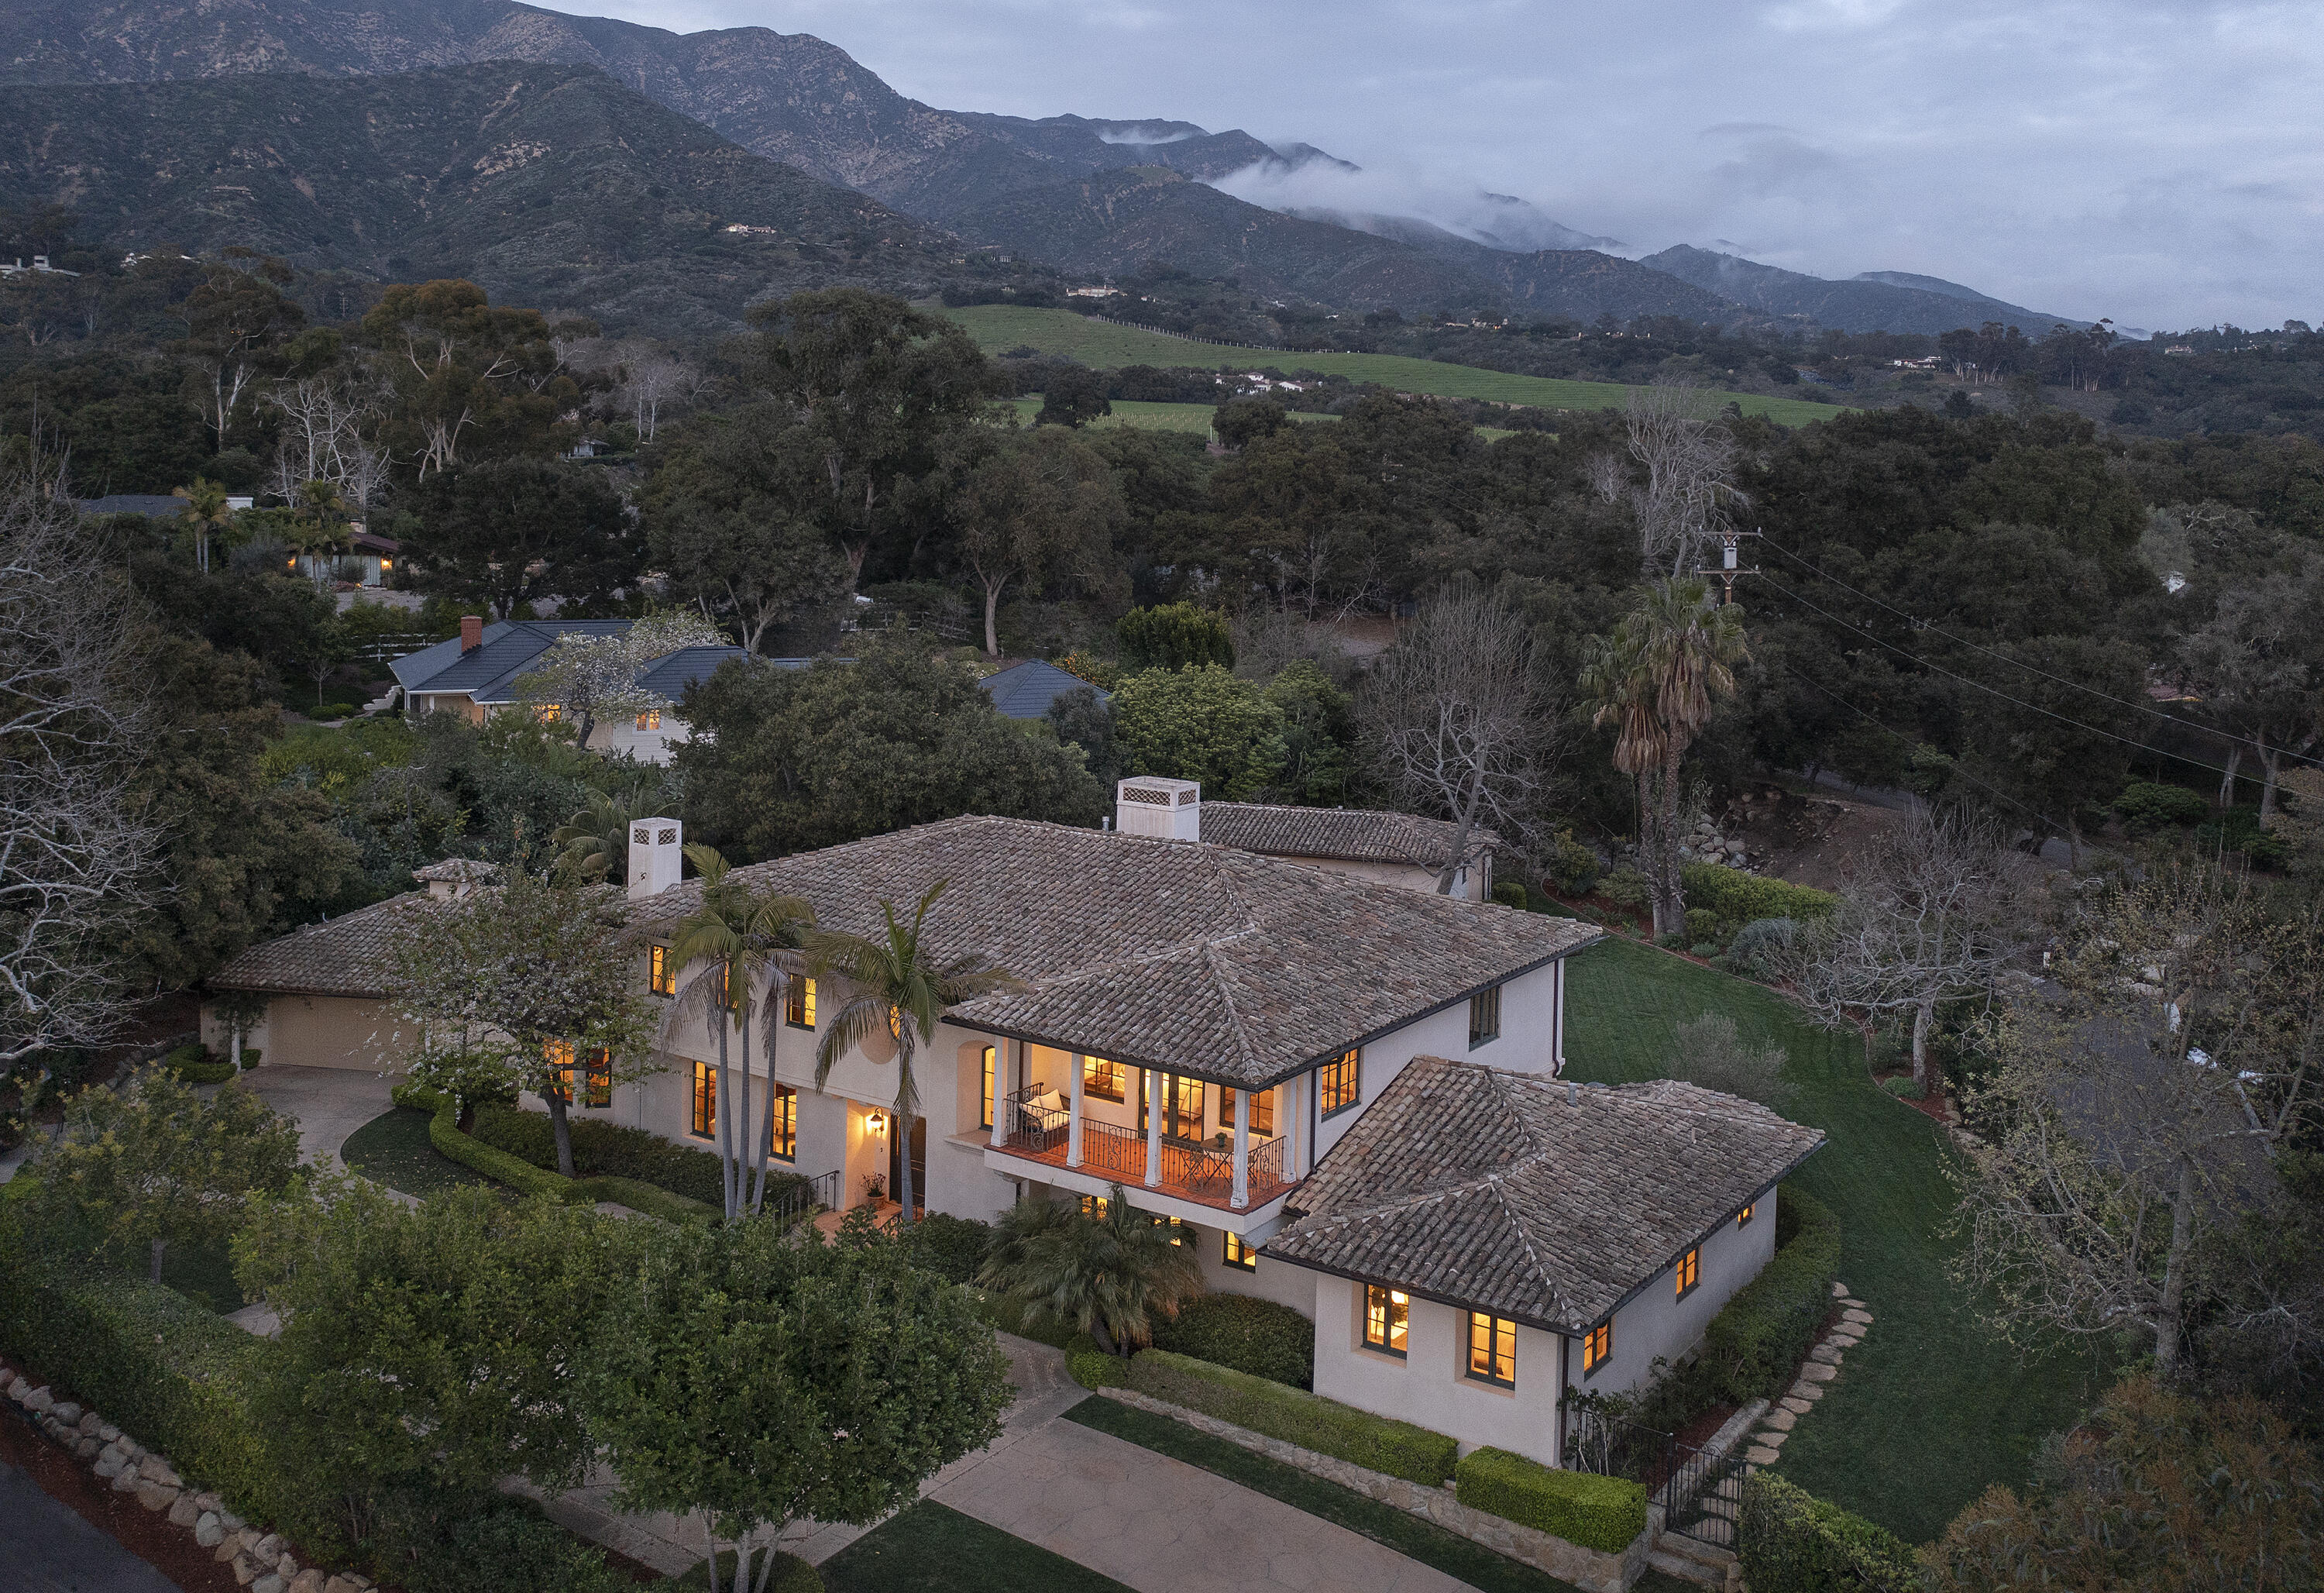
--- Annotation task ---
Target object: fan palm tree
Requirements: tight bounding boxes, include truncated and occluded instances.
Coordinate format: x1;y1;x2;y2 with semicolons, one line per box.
662;843;816;1219
808;879;1019;1227
1580;578;1750;939
551;784;676;886
173;476;232;573
978;1184;1206;1354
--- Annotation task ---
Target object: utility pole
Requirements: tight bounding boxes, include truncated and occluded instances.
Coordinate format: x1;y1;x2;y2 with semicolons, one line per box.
1696;528;1762;605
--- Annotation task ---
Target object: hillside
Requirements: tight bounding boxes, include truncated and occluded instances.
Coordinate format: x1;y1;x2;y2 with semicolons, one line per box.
1641;245;2086;335
0;63;982;333
944;306;1850;426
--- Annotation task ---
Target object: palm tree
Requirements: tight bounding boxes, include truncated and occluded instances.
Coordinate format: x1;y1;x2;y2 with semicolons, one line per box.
662;843;816;1220
1580;578;1750;940
978;1184;1206;1354
285;478;352;582
551;784;675;886
173;476;232;573
808;879;1018;1227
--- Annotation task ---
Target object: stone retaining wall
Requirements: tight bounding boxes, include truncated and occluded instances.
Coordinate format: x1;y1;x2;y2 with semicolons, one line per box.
2;1357;372;1593
1100;1386;1660;1593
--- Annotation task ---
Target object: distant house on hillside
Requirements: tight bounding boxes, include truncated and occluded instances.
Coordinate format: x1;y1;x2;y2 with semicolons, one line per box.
978;659;1107;721
390;617;791;763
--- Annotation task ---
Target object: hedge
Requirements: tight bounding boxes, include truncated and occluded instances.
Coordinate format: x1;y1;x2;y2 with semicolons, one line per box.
1454;1447;1648;1555
389;1087;717;1223
470;1103;760;1209
1697;1183;1842;1403
1150;1292;1315;1388
166;1042;238;1085
1679;864;1836;926
1737;1474;1920;1593
1129;1348;1457;1487
906;1212;992;1285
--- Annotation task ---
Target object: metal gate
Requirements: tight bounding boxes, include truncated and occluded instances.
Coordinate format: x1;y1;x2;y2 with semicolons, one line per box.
1562;1402;1745;1550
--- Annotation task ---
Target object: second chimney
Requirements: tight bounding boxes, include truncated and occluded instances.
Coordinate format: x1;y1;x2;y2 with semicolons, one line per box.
1116;777;1201;841
460;614;483;652
629;817;684;899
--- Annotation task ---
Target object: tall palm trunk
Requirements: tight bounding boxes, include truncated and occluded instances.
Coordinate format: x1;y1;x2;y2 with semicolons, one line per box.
713;977;737;1220
892;1033;918;1226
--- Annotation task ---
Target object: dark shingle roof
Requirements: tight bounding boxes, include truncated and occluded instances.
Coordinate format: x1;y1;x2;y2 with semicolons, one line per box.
634;645;764;700
980;659;1106;720
390;618;634;701
1201;803;1497;869
1264;1057;1824;1331
80;494;187;519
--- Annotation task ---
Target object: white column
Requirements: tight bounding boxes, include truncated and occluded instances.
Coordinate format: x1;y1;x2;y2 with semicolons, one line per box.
988;1039;1007;1150
1145;1070;1163;1189
1230;1088;1250;1209
1066;1051;1084;1168
1553;961;1567;1075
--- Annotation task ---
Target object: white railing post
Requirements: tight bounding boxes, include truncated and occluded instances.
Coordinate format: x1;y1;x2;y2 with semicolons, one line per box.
1231;1093;1250;1209
1066;1053;1084;1168
1145;1070;1163;1189
989;1039;1008;1150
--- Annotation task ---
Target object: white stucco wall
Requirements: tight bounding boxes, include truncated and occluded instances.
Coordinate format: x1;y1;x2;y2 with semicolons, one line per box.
1580;1186;1780;1396
1309;1275;1567;1466
585;716;688;766
204;995;407;1073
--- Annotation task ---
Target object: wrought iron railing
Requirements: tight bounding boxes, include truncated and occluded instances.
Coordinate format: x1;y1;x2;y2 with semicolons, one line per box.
1244;1134;1292;1203
765;1168;841;1230
1560;1397;1743;1550
1079;1119;1148;1181
1002;1084;1068;1154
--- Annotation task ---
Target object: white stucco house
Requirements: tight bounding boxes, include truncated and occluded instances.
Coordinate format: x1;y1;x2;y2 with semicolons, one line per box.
205;779;1819;1475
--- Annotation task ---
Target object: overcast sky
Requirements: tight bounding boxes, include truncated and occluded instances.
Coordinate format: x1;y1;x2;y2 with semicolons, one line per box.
586;0;2320;331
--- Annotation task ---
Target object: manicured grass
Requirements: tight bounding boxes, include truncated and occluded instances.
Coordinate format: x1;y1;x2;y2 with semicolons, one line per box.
944;305;1848;428
1004;396;1339;434
819;1501;1133;1593
1064;1395;1694;1593
1561;937;2109;1543
339;1106;499;1200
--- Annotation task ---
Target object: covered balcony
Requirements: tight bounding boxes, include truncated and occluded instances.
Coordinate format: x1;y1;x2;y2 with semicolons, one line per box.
986;1051;1301;1213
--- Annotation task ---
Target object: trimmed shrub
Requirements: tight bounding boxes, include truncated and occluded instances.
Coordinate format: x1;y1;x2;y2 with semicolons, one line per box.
1455;1447;1648;1555
400;1502;633;1593
1491;880;1529;910
1129;1348;1456;1487
1738;1474;1920;1593
1697;1184;1841;1404
2114;780;2208;834
1680;863;1836;925
975;1292;1120;1385
1727;917;1800;983
1599;866;1650;909
907;1211;992;1285
1151;1292;1315;1388
467;1103;782;1218
1069;1344;1132;1388
1539;830;1602;897
167;1043;237;1085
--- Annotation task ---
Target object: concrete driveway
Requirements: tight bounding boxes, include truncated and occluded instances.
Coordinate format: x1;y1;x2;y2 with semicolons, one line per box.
239;1065;401;1169
0;1457;183;1593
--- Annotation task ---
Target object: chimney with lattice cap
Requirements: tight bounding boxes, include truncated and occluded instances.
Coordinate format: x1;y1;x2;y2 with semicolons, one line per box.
1116;777;1200;841
629;817;683;899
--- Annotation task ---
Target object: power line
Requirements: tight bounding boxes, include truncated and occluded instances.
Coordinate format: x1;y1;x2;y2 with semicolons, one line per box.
1755;530;2324;773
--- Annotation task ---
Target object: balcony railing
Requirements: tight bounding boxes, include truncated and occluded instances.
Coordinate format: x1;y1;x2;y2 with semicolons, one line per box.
1002;1084;1068;1155
992;1106;1296;1211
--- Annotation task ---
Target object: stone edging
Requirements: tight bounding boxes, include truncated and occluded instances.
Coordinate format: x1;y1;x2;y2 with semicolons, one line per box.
2;1358;373;1593
1744;1279;1872;1473
1098;1386;1661;1593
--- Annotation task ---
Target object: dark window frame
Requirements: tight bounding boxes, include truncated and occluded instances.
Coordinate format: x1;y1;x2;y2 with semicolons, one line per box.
1318;1048;1363;1118
1363;1284;1410;1358
1465;1310;1517;1388
769;1082;796;1161
1223;1231;1258;1271
1468;983;1503;1049
689;1059;716;1140
785;976;816;1030
648;944;676;997
1676;1246;1700;1301
1582;1319;1612;1378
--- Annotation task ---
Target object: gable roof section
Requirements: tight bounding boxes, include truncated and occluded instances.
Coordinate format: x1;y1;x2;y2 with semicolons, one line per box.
1264;1057;1824;1331
390;618;634;701
980;659;1106;720
1201;802;1498;869
634;645;766;701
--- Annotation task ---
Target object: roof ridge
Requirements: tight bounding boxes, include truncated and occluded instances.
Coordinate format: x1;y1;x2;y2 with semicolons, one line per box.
1200;939;1263;1074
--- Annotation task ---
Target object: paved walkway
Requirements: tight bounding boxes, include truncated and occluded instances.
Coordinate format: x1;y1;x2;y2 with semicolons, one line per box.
238;1065;400;1171
0;1457;183;1593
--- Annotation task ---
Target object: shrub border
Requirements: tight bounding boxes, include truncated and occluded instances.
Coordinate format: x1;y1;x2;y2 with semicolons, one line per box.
386;1085;717;1223
1453;1446;1647;1556
1129;1348;1456;1487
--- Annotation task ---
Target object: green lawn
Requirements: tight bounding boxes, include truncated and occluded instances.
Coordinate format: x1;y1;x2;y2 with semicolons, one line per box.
944;306;1848;428
1063;1396;1693;1593
819;1502;1133;1593
339;1106;499;1200
1004;396;1339;435
1561;937;2109;1543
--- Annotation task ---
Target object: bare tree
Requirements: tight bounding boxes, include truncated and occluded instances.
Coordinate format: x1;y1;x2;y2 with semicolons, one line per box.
1792;807;2039;1090
617;346;693;444
266;375;389;514
0;479;159;1072
1619;382;1750;578
1952;872;2320;1378
1360;576;1554;894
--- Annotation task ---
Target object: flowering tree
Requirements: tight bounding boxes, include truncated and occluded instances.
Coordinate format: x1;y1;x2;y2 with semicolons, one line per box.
384;867;663;1175
514;611;726;748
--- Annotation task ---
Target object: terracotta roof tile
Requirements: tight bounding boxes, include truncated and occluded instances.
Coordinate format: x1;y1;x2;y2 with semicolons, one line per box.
1201;802;1498;869
1264;1057;1824;1330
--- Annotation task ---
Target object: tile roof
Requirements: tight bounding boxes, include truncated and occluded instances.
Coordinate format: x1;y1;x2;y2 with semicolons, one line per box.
1200;803;1498;869
980;659;1108;720
208;891;442;998
80;494;187;519
1264;1057;1824;1331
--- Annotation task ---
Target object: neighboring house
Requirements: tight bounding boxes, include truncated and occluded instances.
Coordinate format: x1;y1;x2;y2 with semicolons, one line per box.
978;659;1108;720
388;617;782;764
78;494;191;519
208;778;1820;1477
1195;794;1498;900
293;529;400;587
1267;1059;1820;1468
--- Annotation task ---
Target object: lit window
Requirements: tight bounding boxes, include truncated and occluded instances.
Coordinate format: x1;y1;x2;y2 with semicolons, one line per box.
1221;1086;1274;1135
690;1060;716;1139
649;945;676;996
1164;1216;1187;1247
1468;984;1502;1048
1363;1285;1409;1357
1082;1055;1125;1102
635;708;662;731
1676;1247;1700;1300
1466;1312;1516;1387
786;976;816;1029
534;704;562;724
769;1083;796;1161
542;1038;576;1101
1318;1048;1361;1116
1078;1193;1109;1220
378;556;392;572
1737;1202;1755;1228
979;1045;997;1130
1583;1320;1612;1377
1224;1231;1258;1271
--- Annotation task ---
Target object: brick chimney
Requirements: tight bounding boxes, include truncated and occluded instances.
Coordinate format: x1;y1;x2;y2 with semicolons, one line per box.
459;614;483;652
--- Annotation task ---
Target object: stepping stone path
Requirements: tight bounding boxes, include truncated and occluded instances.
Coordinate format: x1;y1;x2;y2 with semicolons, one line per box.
1744;1280;1869;1477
